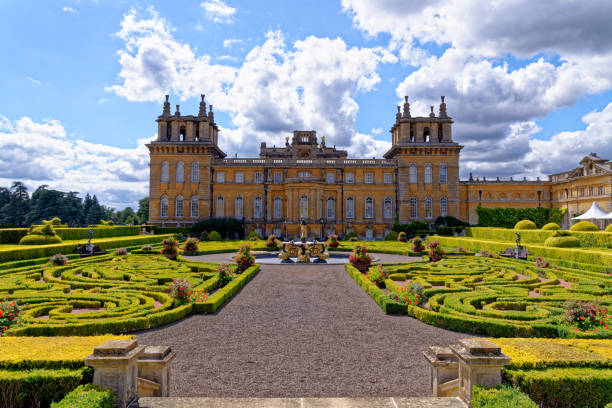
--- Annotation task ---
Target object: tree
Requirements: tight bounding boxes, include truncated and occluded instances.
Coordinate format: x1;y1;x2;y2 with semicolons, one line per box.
85;195;106;225
117;207;139;225
137;197;149;224
0;181;31;227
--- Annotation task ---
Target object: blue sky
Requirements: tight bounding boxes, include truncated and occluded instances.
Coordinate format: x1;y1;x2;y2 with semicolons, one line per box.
1;0;611;209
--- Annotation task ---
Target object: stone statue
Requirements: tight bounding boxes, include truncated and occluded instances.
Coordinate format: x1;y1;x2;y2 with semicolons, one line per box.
300;219;308;243
515;232;521;247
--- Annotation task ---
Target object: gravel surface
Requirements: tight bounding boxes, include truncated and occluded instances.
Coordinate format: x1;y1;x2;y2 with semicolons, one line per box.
137;262;471;397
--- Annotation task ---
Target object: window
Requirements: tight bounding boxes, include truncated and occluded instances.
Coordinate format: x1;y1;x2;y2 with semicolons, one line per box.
160;196;168;217
298;171;311;178
216;172;225;183
440;197;448;217
346;197;354;219
273;197;282;219
326;172;335;183
425;197;433;219
235;196;243;218
190;197;198;218
409;164;417;184
440;164;447;184
345;173;354;184
600;185;604;195
581;188;585;197
255;172;263;184
216;196;224;217
365;197;373;219
300;195;308;218
273;172;281;183
161;162;169;182
191;163;199;183
176;162;184;183
424;164;432;184
365;173;374;184
589;187;593;196
235;172;244;183
410;197;417;219
384;173;392;184
384;197;392;219
175;196;184;217
254;196;263;218
327;197;335;219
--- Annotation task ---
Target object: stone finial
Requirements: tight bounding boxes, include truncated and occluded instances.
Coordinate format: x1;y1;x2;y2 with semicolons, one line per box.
429;106;436;118
162;95;171;116
208;104;214;121
285;136;290;147
198;94;207;117
175;105;180;116
403;96;411;118
321;135;326;147
469;172;473;181
396;105;401;122
439;95;448;118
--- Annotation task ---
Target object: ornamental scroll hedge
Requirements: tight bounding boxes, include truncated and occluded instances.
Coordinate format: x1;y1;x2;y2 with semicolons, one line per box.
476;205;565;229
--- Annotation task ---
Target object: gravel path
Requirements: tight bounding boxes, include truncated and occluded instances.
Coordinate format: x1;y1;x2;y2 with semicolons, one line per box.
137;263;470;397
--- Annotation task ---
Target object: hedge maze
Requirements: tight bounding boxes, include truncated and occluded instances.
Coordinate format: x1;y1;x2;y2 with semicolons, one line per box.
1;254;259;336
381;255;612;338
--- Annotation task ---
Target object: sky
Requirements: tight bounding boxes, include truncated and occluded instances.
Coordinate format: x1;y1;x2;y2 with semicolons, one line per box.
1;0;611;209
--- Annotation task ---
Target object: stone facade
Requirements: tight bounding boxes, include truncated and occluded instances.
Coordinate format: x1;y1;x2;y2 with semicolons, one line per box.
147;94;612;236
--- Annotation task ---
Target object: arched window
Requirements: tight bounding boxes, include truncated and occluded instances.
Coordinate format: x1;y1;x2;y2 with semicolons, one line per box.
424;163;432;184
384;197;392;219
346;197;354;219
365;197;374;219
254;196;263;218
176;162;184;183
410;128;415;142
440;197;448;217
175;196;184;217
409;164;417;184
410;197;417;219
161;162;169;182
300;195;308;218
424;127;430;142
195;123;200;141
327;197;335;219
190;197;198;218
160;196;168;217
216;196;224;218
425;197;433;219
439;164;447;184
273;197;282;219
191;162;199;183
235;196;243;218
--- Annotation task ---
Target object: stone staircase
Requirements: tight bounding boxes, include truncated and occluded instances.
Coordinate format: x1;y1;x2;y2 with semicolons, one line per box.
137;397;467;408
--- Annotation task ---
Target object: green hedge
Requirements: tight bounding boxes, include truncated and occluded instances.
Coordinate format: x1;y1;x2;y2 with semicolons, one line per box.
505;367;612;408
150;226;190;235
0;228;29;244
0;227;143;244
0;367;89;408
192;265;260;313
476;206;564;228
472;385;537;408
51;384;113;408
344;264;406;314
465;227;612;248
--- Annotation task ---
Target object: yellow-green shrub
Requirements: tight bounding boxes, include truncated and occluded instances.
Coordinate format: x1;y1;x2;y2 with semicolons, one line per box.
570;221;599;231
514;220;537;230
544;235;580;248
606;224;612;233
19;224;63;246
542;223;561;230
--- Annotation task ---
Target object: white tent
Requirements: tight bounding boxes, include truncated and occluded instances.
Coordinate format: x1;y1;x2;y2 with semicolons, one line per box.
604;211;612;220
572;201;609;220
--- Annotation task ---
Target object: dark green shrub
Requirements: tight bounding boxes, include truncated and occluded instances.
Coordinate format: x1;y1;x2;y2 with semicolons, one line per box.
472;385;537;408
384;231;398;241
542;223;561;230
476;205;564;228
0;228;29;244
199;231;209;241
51;384;113;408
515;220;537;230
344;231;358;240
570;221;599;231
208;231;222;241
191;218;244;239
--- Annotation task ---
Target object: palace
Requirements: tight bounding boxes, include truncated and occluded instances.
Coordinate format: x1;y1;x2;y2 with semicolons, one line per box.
147;95;611;238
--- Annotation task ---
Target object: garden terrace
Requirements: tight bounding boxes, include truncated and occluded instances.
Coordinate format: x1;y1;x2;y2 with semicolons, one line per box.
351;255;611;338
1;254;259;336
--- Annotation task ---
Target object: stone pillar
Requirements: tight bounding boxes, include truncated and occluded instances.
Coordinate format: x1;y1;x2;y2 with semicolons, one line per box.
450;339;510;406
423;346;459;397
137;346;176;397
83;339;145;408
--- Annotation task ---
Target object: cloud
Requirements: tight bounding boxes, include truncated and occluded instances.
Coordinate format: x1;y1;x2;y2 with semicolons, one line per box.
25;76;49;86
223;38;242;49
200;0;236;24
371;128;382;135
0;116;151;209
62;6;78;14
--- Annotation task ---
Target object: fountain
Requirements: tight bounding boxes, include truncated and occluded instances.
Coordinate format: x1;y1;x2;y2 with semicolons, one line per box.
277;220;330;263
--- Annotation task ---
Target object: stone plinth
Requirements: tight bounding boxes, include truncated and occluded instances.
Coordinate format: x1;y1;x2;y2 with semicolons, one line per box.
450;339;510;406
138;345;176;397
83;339;145;408
423;346;459;397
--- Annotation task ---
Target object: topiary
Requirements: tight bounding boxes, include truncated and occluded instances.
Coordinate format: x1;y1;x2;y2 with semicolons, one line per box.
514;220;537;230
208;231;222;241
247;231;262;240
606;224;612;233
384;231;398;241
544;232;581;247
100;220;115;226
42;217;67;228
199;231;210;241
570;221;599;231
20;223;63;245
542;222;561;230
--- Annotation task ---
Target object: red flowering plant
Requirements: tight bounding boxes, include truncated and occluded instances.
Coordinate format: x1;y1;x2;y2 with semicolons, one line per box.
327;234;340;248
427;241;446;262
366;265;389;288
266;234;280;249
411;237;425;253
168;278;193;305
161;238;179;260
189;289;208;304
534;256;550;269
235;244;255;272
0;297;20;336
562;300;611;333
49;253;68;266
217;264;238;288
397;231;407;242
114;247;129;256
182;238;199;256
349;245;372;273
391;282;425;307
